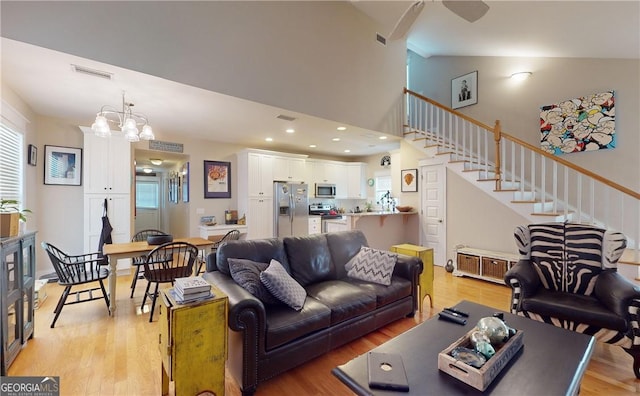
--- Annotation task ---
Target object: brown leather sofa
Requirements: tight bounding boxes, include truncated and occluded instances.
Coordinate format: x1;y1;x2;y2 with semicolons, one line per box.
203;230;422;395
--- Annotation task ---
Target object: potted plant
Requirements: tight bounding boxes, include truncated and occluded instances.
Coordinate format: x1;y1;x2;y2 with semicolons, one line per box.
0;199;32;238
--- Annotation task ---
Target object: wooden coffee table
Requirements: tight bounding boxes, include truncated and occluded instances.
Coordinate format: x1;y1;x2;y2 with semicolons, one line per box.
332;300;595;395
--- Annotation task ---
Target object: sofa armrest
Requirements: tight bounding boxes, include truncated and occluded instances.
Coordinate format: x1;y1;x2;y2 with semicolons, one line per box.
504;260;541;298
203;271;267;333
595;270;640;318
394;255;423;284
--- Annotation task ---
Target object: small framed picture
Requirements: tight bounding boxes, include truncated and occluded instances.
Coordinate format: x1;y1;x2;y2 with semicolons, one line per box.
44;145;82;186
451;70;478;109
27;144;37;166
204;160;231;198
401;169;418;192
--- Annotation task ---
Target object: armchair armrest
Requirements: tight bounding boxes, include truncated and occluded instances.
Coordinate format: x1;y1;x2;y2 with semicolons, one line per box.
203;271;267;333
504;260;541;298
595;270;640;318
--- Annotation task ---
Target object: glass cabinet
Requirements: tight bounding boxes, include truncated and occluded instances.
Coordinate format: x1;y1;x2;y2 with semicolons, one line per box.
1;231;36;375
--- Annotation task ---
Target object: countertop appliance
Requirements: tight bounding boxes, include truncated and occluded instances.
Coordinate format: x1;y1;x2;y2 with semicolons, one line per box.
315;183;336;199
274;182;309;238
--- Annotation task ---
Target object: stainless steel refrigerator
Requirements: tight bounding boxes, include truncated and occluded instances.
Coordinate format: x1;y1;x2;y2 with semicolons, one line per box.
274;182;309;238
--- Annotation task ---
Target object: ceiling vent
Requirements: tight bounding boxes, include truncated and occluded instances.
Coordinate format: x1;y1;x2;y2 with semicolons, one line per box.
71;64;113;80
376;33;387;46
276;114;296;122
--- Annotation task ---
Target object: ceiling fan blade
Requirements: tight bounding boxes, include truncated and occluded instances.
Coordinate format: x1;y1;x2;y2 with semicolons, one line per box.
388;1;425;41
443;0;489;23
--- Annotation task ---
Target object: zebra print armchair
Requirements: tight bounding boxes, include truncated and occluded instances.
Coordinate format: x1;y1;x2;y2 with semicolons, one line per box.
504;222;640;378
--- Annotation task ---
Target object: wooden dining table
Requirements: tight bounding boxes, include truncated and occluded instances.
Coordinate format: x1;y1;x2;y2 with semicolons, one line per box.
102;237;214;315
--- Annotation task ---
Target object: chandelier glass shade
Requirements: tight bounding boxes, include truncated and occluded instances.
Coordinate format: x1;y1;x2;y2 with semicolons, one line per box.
91;92;155;142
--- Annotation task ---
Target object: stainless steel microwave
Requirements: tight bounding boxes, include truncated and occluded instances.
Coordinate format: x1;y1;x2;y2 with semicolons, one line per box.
315;183;336;198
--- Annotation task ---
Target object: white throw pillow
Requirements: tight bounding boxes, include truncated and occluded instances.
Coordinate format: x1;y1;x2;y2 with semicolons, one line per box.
260;259;307;311
347;246;398;286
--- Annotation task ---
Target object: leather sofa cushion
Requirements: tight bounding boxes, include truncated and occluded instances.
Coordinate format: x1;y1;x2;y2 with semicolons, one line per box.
305;280;377;325
521;288;627;332
284;234;334;286
326;230;368;279
217;238;290;276
265;297;331;350
346;276;412;307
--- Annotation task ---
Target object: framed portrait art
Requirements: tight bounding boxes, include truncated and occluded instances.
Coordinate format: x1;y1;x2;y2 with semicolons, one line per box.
204;160;231;198
44;145;82;186
28;144;37;166
451;70;478;109
401;169;418;192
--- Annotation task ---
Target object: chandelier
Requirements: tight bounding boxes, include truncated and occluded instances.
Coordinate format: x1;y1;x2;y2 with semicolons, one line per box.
90;92;155;142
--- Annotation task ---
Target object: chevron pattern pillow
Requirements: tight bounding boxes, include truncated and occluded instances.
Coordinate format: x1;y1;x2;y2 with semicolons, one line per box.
260;259;307;311
347;247;398;286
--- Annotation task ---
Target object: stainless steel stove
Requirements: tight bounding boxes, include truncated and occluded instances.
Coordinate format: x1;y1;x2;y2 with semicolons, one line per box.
308;204;343;220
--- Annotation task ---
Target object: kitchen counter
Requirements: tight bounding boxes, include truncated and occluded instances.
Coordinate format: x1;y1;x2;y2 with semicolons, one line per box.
343;211;418;227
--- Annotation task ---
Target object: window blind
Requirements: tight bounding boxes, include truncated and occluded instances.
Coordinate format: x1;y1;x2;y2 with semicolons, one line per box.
0;123;23;204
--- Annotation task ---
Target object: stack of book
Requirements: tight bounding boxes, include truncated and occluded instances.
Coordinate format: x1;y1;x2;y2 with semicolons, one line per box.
172;276;213;303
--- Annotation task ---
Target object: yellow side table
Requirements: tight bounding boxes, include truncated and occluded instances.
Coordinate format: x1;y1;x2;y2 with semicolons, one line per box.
391;244;434;312
159;285;228;396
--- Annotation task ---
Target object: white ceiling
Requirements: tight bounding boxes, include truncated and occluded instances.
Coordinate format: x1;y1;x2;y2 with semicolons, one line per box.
2;1;638;170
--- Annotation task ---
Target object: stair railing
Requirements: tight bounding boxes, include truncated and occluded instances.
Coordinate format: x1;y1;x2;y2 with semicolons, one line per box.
404;88;640;259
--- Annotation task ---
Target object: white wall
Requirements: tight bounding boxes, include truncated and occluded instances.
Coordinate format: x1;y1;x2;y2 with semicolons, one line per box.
405;53;640;263
1;1;407;135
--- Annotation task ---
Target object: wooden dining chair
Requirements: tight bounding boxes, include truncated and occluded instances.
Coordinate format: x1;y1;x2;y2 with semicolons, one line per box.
142;241;199;321
197;229;241;274
41;242;111;328
130;229;167;298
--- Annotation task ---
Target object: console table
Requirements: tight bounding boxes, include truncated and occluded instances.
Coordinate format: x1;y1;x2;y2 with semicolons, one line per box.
198;224;247;242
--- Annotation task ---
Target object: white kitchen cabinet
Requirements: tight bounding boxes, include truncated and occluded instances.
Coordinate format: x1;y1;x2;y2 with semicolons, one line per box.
308;216;321;235
83;132;131;194
247;197;273;240
324;218;349;233
272;156;306;182
82;128;132;258
333;163;348;199
346;163;367;199
246;152;274;197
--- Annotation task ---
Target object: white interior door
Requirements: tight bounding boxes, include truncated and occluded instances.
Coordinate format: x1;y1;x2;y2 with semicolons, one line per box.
420;161;446;266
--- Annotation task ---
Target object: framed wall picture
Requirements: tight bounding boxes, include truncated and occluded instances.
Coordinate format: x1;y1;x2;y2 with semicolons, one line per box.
204;160;231;198
27;144;37;166
44;145;82;186
182;162;190;202
401;169;418;192
451;70;478;109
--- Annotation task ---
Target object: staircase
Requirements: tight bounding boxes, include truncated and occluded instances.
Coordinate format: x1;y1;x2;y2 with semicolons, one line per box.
403;88;640;271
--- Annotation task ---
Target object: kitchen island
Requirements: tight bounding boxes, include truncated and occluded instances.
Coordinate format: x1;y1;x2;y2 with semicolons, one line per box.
342;211;419;250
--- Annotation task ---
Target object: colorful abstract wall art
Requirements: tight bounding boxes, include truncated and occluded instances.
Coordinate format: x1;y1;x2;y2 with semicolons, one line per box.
539;91;615;155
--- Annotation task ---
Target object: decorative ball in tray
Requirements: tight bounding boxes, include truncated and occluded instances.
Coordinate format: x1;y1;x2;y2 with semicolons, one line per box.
395;205;413;212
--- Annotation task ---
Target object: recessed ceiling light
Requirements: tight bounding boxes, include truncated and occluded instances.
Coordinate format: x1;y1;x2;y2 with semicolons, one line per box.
344;149;351;153
150;158;163;165
286;128;295;133
309;144;317;148
337;126;347;131
265;137;273;142
332;137;340;142
379;136;388;140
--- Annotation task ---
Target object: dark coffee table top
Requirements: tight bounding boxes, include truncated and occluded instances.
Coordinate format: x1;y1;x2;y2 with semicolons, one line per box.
332;300;595;396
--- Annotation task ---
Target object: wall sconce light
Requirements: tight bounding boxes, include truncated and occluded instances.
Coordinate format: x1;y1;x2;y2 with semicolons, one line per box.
510;72;532;81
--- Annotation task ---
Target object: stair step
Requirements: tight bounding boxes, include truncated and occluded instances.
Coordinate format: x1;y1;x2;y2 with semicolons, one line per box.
511;200;537;204
495;189;518;192
477;178;499;182
436;151;455;156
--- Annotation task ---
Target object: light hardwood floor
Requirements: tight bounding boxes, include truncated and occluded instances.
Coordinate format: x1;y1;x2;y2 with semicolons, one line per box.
9;267;640;395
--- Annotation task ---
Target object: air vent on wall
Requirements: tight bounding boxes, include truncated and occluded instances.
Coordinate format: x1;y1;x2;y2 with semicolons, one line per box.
276;114;296;122
376;33;387;46
71;64;113;80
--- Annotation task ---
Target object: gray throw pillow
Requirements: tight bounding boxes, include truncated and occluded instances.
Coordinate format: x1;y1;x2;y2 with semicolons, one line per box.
228;258;280;305
260;259;307;311
347;246;397;286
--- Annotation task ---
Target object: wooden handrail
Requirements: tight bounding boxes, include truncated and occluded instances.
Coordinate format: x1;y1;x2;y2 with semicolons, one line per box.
404;88;640;201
